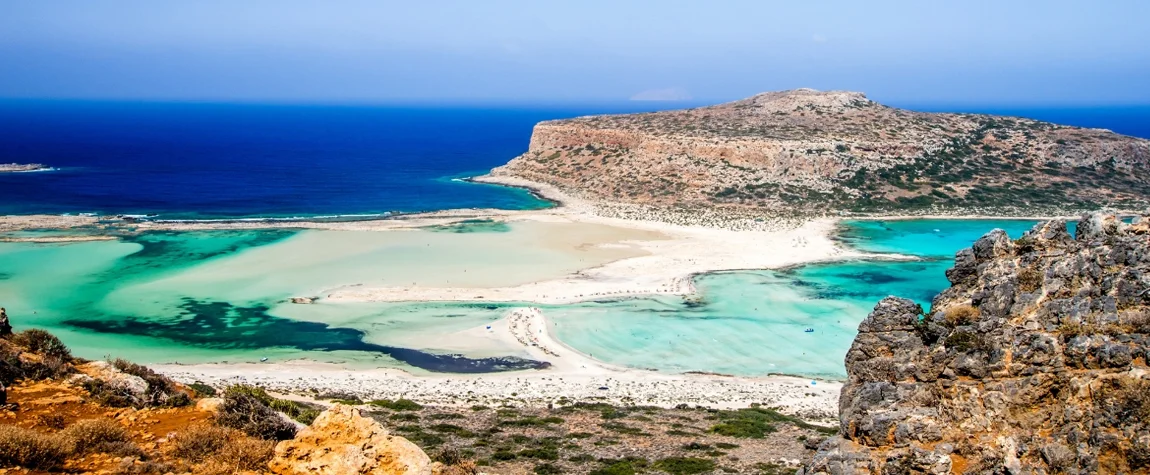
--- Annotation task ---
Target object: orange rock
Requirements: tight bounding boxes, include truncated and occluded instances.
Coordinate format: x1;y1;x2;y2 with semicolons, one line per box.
269;404;431;475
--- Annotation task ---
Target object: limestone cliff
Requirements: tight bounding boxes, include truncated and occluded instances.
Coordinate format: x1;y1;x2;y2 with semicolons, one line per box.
492;89;1150;215
800;212;1150;474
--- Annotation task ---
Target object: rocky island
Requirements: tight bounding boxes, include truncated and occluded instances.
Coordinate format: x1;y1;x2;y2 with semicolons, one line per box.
0;163;51;173
490;89;1150;217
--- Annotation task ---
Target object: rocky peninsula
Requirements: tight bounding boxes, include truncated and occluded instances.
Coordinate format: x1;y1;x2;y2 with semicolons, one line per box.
0;162;51;173
492;89;1150;219
801;212;1150;474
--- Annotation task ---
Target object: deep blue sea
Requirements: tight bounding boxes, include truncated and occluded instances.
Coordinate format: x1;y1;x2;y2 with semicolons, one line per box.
1;101;1148;376
0;101;683;218
3;101;1146;218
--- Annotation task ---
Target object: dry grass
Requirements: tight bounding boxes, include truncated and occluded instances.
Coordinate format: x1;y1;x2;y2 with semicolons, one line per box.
168;423;274;473
944;305;979;327
0;424;72;470
61;418;134;455
1018;267;1044;293
169;424;233;462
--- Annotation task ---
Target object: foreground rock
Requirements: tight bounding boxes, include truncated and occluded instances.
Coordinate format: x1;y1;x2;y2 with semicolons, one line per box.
494;89;1150;216
800;211;1150;474
270;404;432;475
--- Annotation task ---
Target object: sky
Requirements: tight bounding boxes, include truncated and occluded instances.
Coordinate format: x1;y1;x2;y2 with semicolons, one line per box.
1;1;1149;106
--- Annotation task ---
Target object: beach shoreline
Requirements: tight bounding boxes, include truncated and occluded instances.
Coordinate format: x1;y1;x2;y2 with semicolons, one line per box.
154;305;844;421
0;175;1055;417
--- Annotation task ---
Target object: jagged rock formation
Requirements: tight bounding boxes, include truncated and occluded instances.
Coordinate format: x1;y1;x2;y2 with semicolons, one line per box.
269;404;432;475
0;307;10;337
800;212;1150;474
493;89;1150;215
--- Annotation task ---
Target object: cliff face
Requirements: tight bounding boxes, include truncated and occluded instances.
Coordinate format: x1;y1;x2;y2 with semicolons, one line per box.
493;89;1150;214
800;212;1150;474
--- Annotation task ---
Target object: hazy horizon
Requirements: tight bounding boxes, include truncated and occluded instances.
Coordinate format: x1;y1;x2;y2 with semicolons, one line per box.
2;1;1149;106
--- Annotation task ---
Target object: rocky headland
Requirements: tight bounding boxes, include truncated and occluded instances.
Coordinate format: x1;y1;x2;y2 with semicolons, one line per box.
491;89;1150;219
801;212;1150;474
0;162;51;173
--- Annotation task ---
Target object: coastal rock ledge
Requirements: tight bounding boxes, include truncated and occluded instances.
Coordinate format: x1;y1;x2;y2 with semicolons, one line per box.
799;212;1150;474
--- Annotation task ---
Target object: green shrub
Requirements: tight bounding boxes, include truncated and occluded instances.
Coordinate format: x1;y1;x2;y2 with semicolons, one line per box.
216;388;298;441
12;329;72;360
653;457;716;475
534;463;564;474
367;398;423;411
589;457;649;475
223;384;320;425
188;382;217;397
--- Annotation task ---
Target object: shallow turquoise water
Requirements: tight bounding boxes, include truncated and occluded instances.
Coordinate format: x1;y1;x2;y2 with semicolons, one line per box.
548;219;1058;378
0;218;1058;378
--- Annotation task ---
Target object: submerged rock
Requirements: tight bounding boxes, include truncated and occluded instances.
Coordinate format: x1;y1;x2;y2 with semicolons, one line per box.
800;211;1150;474
269;404;431;475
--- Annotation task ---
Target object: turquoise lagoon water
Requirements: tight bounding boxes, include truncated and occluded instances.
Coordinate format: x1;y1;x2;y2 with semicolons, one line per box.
0;219;1057;378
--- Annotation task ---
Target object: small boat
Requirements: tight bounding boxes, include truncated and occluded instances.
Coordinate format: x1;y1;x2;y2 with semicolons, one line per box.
260;357;269;362
804;328;815;333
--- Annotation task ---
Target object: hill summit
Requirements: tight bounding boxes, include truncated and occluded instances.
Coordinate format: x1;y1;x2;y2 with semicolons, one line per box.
492;89;1150;215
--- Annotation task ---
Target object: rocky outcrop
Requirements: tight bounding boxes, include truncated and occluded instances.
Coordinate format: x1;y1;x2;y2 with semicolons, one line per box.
269;404;432;475
800;212;1150;474
0;163;49;173
75;361;148;398
0;307;11;336
493;89;1150;215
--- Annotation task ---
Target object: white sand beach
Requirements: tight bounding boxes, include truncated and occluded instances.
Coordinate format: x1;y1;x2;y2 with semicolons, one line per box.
155;306;843;420
3;175;871;417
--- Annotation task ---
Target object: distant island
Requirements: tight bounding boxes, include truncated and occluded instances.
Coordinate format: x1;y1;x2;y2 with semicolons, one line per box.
0;163;51;173
490;89;1150;216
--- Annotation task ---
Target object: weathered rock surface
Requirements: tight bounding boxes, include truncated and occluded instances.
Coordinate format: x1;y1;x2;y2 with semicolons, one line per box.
0;307;11;336
493;89;1150;215
76;360;149;398
800;212;1150;474
269;404;432;475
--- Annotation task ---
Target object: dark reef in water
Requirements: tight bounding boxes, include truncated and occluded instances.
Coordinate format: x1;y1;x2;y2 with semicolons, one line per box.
63;298;549;373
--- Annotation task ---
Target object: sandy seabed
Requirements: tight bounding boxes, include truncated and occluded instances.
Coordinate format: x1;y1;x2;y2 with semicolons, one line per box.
1;175;888;417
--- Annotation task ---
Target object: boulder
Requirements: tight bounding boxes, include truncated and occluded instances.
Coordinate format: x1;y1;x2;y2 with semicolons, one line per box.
195;397;224;413
77;361;148;398
269;404;431;475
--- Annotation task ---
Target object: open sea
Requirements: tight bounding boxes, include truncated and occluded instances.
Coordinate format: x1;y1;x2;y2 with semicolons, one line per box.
2;101;1148;378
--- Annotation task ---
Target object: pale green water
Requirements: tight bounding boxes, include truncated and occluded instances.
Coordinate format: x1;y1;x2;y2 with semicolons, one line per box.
0;218;1054;378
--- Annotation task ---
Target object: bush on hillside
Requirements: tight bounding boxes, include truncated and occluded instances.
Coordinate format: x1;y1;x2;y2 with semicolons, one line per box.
61;418;136;455
0;424;71;470
216;387;299;441
224;384;320;424
12;329;72;361
111;358;192;408
169;424;274;473
0;342;71;385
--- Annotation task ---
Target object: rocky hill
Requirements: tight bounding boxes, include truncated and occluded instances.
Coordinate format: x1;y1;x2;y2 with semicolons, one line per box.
492;89;1150;215
800;212;1150;474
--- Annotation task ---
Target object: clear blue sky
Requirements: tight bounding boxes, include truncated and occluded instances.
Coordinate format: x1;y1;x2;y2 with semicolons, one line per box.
2;0;1148;105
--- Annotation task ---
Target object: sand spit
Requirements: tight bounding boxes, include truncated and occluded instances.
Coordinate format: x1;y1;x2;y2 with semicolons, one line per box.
156;306;842;420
